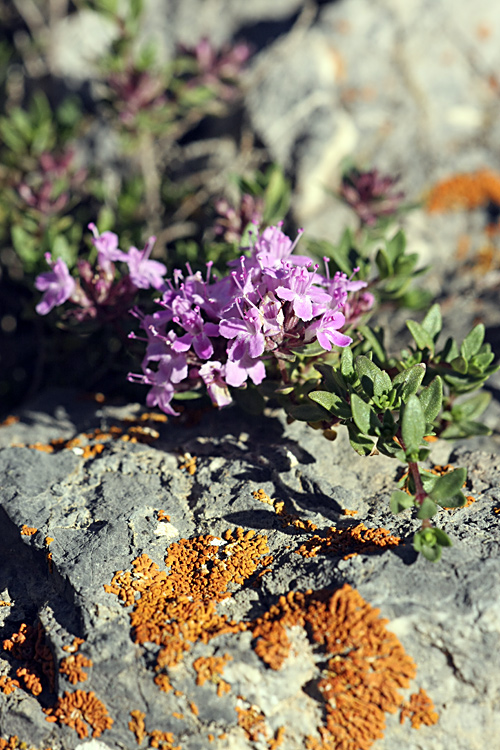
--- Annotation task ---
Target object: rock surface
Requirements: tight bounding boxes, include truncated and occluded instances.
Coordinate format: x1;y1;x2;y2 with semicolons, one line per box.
0;390;499;749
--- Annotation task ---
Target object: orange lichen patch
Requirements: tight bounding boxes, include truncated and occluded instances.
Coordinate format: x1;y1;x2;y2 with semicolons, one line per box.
0;601;12;606
192;654;232;687
59;653;92;684
158;510;170;522
252;586;417;750
129;710;148;744
46;551;53;573
149;730;181;750
427;169;500;213
0;415;19;427
253;489;318;532
27;442;54;453
296;523;400;560
216;679;231;697
236;705;268;742
127;425;160;444
253;619;292;670
20;525;37;536
0;675;20;695
62;637;84;653
342;509;358;517
269;726;286;749
430;464;453;476
105;530;269;681
400;688;439;729
3;621;55;694
0;738;18;750
45;536;54;545
15;666;43;696
154;673;173;693
178;453;197;475
171;712;184;720
189;701;199;716
44;690;113;739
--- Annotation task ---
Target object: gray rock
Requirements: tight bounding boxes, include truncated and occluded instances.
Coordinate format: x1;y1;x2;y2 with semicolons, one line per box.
0;390;499;749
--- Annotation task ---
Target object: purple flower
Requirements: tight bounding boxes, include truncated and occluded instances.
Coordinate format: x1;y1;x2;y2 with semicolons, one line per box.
219;306;265;359
88;223;127;273
305;310;352;350
198;361;232;407
172;307;219;359
123;236;167;290
225;351;266;388
35;254;76;315
275;264;331;321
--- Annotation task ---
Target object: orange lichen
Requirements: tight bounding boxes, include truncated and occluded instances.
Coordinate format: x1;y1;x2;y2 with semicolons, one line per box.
129;710;147;744
216;679;231;697
15;666;43;696
0;738;18;750
20;525;37;536
192;654;232;687
62;637;84;653
154;673;173;693
46;551;53;573
105;530;269;683
45;537;54;545
3;621;55;694
0;601;12;607
427;169;500;214
0;675;19;695
189;701;199;716
296;523;400;560
171;712;183;720
252;585;417;750
59;653;92;684
236;705;268;742
0;415;19;427
342;509;358;517
269;726;286;749
149;730;181;750
44;690;113;739
158;510;170;522
253;489;318;532
400;688;439;729
179;453;197;475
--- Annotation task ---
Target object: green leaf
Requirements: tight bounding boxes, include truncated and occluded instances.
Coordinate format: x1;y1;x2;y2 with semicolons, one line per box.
440;420;492;439
286;403;330;422
309;391;352;419
340;346;355;378
416;497;439;519
421;304;442;340
421;544;442;562
355;356;391;397
419;376;443;423
429;468;467;502
440;491;466;509
451;356;468;374
350;394;374;434
406;320;435;354
393;364;426;399
413;528;448;561
433;528;453;547
461;324;485;360
451;391;491;422
385;230;406;262
375;247;393;279
172;390;203;400
390;490;414;514
401;394;426;454
347;424;375;456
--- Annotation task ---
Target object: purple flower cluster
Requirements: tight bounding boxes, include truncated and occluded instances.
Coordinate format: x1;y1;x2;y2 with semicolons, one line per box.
35;224;167;320
129;223;372;415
